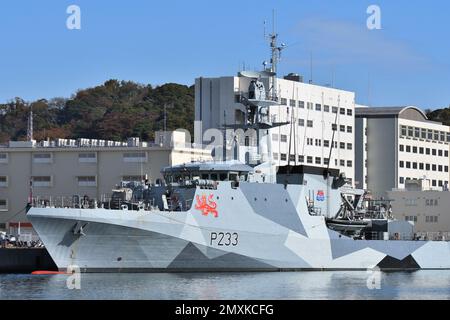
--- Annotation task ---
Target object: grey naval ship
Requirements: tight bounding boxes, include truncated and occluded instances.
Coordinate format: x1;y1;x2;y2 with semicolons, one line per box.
27;34;450;272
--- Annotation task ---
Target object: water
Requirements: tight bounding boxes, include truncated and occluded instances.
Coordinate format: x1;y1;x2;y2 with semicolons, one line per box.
1;271;450;300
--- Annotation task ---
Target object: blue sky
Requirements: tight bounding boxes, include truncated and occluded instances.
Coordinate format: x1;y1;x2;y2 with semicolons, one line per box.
0;0;449;109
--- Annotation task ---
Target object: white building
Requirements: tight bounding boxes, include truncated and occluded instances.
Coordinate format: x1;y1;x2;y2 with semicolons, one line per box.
0;132;212;230
195;74;356;184
387;179;450;239
355;106;450;198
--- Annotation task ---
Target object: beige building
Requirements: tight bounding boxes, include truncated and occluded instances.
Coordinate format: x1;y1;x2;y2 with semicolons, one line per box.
0;131;211;229
387;179;450;239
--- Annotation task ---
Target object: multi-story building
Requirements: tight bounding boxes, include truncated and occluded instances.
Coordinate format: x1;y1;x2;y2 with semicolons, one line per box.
387;179;450;238
355;106;450;198
0;132;211;230
195;74;356;184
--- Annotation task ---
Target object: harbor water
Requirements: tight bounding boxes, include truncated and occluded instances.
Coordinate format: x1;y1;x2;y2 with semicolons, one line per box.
1;270;450;300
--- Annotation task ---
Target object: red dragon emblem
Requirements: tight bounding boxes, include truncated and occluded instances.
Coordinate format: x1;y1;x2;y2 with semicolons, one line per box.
195;194;218;218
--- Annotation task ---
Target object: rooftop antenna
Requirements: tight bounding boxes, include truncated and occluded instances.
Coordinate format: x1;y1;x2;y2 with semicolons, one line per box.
27;104;33;141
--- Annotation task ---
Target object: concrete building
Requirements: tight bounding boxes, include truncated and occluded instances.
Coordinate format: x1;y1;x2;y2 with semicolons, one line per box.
0;132;211;230
355;106;450;198
195;74;356;184
387;179;450;239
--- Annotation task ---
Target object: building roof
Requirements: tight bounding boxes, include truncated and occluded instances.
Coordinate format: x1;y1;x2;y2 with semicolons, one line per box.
355;106;428;121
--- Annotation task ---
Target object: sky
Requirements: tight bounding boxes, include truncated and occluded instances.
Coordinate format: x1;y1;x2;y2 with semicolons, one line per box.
0;0;450;109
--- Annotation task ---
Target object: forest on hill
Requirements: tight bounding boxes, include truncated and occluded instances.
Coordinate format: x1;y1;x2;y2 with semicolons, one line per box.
1;80;449;144
0;80;195;143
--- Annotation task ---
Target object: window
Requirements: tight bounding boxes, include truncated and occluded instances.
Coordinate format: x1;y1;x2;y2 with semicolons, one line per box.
272;134;279;141
399;177;405;184
406;145;411;152
307;120;313;128
289;99;296;107
414;127;420;138
0;176;7;187
406;162;411;169
426;164;430;171
427;129;433;140
438;165;443;172
298;155;304;163
299;101;305;108
401;126;407;136
307;156;313;164
324;140;330;147
399;161;404;168
0;199;7;211
347;160;352;167
340;142;345;149
347;109;352;116
280;98;287;105
438;150;443;157
399;145;404;152
405;216;417;222
405;199;417;206
434;130;439;141
289;154;296;162
324;105;330;112
347;143;353;150
281;154;287;161
340;125;345;132
32;176;52;187
445;166;449;172
347;126;352;133
315;104;322;111
425;216;438;223
445;150;449;157
78;153;97;163
273;153;279;160
419;147;424;154
426;148;430;155
315;157;321;165
412;162;417;169
432;149;437;156
432;164;436;171
408;127;413;137
324;158;329;165
77;176;97;187
280;135;288;142
340;160;345;166
33;153;52;163
123;152;147;163
412;146;417;153
307;102;313;110
332;124;337;131
0;153;7;164
315;139;322;147
307;138;313;145
298;119;305;127
332;107;338;114
419;163;424;170
339;108;345;115
421;128;427;139
122;175;147;182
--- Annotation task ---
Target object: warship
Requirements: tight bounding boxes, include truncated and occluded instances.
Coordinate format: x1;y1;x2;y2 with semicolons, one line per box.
27;33;450;272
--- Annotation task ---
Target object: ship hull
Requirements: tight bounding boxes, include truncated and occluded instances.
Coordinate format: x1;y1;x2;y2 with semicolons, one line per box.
28;207;450;272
